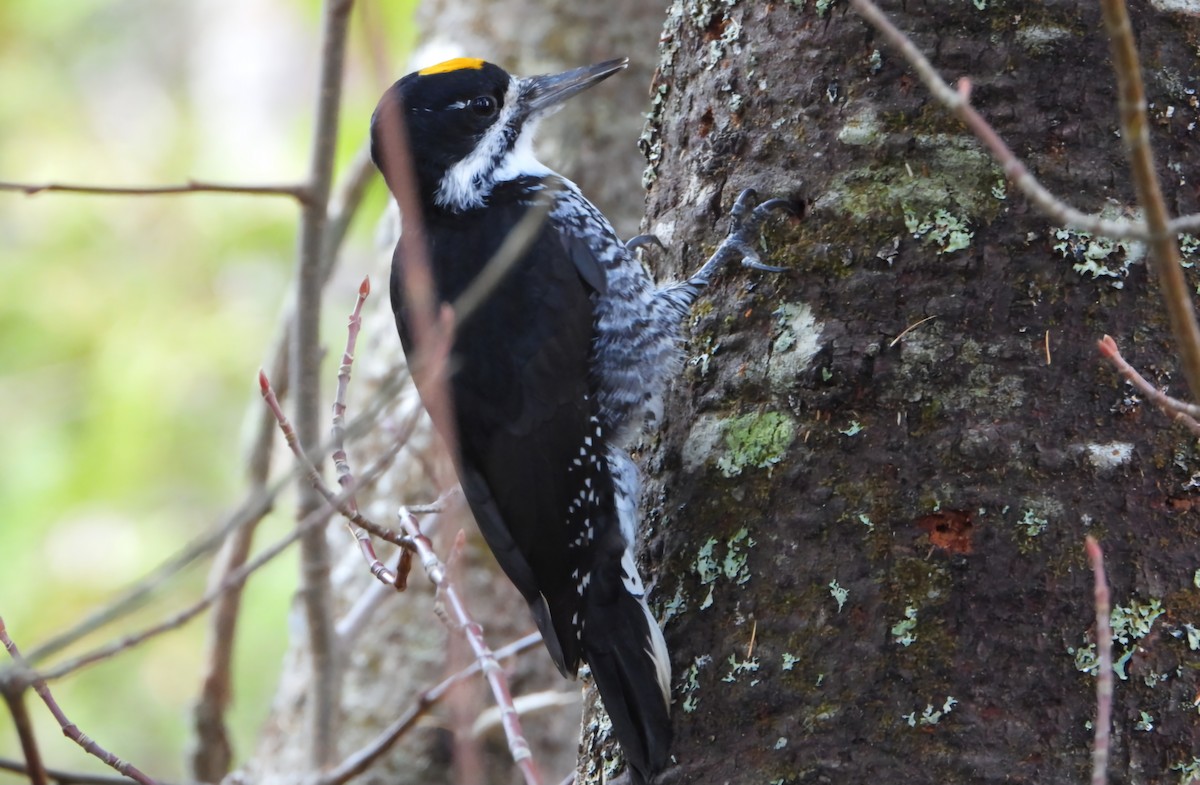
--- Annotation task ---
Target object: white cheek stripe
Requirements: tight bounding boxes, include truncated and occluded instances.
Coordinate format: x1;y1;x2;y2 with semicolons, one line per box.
435;78;551;211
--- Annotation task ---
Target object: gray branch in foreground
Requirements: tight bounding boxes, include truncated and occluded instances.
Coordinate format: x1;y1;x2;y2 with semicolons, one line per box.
290;0;356;768
0;179;310;202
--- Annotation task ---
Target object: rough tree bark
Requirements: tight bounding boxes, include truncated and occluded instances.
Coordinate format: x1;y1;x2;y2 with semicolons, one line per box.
578;1;1200;783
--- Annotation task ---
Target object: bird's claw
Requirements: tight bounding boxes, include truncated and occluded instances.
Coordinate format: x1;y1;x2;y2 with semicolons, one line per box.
684;187;795;287
726;188;796;273
626;233;666;254
741;256;788;273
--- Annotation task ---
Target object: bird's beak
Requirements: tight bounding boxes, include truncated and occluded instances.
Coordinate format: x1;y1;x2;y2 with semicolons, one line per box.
522;58;629;116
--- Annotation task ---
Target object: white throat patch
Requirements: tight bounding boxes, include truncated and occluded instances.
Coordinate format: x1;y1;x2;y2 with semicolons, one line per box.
434;78;551;211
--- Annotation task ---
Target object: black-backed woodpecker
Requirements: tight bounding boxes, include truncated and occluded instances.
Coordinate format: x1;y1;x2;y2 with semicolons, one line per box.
370;56;790;785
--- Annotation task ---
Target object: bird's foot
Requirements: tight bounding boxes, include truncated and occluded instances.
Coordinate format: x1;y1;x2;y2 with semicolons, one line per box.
688;188;796;287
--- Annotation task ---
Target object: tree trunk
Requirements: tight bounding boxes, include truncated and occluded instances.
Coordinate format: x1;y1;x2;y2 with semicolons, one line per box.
577;1;1200;783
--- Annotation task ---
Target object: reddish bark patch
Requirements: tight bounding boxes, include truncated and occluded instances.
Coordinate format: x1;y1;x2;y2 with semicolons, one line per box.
915;510;974;554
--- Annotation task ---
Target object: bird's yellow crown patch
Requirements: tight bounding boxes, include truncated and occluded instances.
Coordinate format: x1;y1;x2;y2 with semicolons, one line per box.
418;58;486;76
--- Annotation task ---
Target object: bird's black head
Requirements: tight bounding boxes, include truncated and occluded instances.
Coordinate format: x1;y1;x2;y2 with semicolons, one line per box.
371;57;627;212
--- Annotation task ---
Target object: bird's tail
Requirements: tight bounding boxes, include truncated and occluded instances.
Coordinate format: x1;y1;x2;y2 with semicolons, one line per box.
582;550;672;785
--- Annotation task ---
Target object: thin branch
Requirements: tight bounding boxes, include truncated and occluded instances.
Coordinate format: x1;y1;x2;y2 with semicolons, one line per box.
371;88;459;452
396;513;542;785
0;618;158;785
330;276;405;586
1098;0;1200;403
1086;537;1112;785
318;632;543;785
1096;335;1200;433
451;193;556;329
1;681;47;785
320;138;379;282
0;179;310;202
291;0;357;765
0;758;186;785
259;370;414;553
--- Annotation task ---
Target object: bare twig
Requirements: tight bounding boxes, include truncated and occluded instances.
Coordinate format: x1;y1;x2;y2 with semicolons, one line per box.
1096;335;1200;433
317;632;542;785
1;680;47;785
0;179;310;203
259;371;413;553
330;276;404;585
0;758;185;785
290;0;357;764
1098;0;1200;403
888;314;938;348
396;512;542;785
1085;537;1112;785
0;618;158;785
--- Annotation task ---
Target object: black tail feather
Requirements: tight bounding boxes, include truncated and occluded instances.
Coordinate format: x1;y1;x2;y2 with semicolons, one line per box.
583;584;672;784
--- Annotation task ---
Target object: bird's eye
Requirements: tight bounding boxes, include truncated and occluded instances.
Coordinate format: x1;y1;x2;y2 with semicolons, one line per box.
471;95;498;116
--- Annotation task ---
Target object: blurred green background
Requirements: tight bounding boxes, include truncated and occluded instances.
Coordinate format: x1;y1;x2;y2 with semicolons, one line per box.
0;0;417;780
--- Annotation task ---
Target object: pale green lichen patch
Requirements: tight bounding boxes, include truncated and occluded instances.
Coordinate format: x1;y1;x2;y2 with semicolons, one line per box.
1016;509;1048;538
814;134;1001;224
694;527;757;609
722;527;754;583
1070;597;1166;680
721;653;761;683
1171;757;1200;785
838;419;865;437
829;579;848;612
1050;202;1154;287
1051;227;1141;286
905;208;974;254
902;696;958;727
768;302;824;394
837;106;882;146
678;654;711;713
716;411;797;478
892;604;919;646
